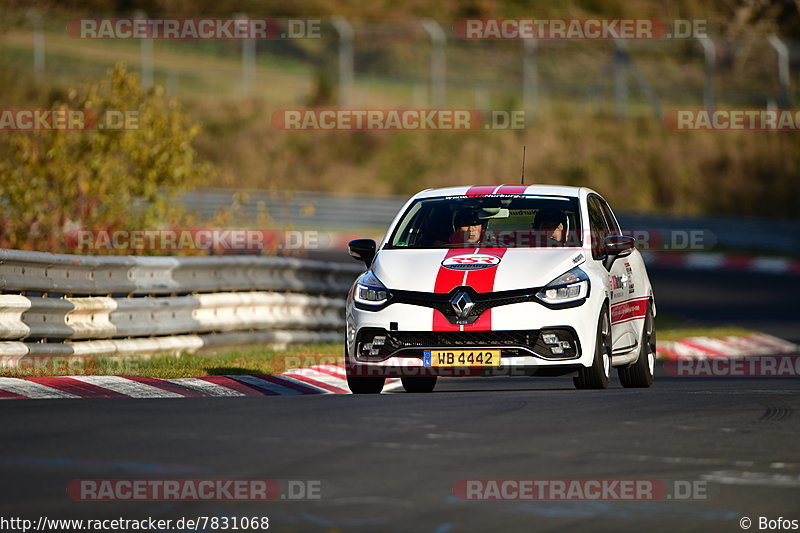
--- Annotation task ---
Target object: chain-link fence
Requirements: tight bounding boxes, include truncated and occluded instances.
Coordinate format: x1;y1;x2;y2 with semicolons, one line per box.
3;12;798;116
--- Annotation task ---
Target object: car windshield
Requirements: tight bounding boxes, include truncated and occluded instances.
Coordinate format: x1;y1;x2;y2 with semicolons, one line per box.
387;195;583;249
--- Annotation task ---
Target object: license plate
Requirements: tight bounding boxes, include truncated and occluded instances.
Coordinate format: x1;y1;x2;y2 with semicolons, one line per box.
423;350;501;367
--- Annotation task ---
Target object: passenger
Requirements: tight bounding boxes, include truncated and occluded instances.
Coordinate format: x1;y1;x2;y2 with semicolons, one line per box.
533;208;568;246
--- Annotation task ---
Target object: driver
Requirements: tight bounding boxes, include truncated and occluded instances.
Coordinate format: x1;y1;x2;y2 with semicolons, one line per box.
533;208;568;246
449;210;484;245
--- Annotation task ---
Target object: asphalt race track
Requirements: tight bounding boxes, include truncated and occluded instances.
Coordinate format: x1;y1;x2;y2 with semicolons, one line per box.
1;265;799;533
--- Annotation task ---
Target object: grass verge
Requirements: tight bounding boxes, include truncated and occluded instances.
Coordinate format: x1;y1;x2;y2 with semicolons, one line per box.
1;343;343;379
655;314;753;342
657;327;753;343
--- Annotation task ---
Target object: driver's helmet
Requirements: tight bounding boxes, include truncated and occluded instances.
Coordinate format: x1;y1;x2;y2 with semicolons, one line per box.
452;210;482;230
533;208;567;230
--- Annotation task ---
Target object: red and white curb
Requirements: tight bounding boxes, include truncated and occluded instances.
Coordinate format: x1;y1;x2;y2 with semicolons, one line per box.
643;252;800;276
3;333;796;398
657;333;798;360
0;364;403;400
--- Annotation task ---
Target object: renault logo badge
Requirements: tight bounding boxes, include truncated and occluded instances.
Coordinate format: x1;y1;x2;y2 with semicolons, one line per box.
451;291;474;318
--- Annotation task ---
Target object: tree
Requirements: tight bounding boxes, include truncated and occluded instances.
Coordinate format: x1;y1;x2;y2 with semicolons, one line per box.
0;63;215;252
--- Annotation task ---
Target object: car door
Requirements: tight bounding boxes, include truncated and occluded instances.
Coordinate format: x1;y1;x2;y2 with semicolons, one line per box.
597;196;650;350
587;195;638;354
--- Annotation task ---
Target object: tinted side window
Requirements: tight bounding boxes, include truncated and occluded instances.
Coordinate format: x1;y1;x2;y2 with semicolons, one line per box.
587;197;609;260
598;198;621;233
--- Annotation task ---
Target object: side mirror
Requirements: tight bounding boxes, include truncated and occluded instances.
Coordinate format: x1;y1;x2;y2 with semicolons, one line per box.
348;239;377;267
602;235;635;270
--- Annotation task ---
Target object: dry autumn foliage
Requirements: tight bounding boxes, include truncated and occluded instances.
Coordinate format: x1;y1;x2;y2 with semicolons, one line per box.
0;64;216;252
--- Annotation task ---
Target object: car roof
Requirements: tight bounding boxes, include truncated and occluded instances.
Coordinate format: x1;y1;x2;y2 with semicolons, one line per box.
412;184;595;199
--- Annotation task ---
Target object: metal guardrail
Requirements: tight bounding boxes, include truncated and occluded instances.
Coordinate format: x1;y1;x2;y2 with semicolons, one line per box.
0;249;362;360
0;249;361;295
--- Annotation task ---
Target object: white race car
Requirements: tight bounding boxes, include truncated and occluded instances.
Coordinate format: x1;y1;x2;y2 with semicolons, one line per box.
345;185;656;393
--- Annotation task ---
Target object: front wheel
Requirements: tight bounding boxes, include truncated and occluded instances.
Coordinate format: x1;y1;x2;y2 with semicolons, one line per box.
345;340;385;394
574;308;612;390
347;376;386;394
401;376;437;393
618;302;655;388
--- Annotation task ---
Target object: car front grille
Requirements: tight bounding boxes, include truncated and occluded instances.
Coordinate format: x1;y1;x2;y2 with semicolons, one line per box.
386;330;537;349
390;287;538;324
355;327;580;361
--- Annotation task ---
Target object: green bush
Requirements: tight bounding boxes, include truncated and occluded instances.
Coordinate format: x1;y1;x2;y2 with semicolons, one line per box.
0;64;216;252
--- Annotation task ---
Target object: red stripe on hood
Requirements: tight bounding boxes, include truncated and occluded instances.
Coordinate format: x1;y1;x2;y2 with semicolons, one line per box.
463;248;506;331
432;248;507;332
464;248;506;293
433;249;471;331
434;249;470;294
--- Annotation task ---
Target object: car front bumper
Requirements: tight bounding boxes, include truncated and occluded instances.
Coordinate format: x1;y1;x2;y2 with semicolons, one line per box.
346;298;603;377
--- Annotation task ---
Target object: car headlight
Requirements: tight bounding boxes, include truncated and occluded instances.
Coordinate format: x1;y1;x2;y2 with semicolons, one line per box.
354;271;391;306
536;267;589;304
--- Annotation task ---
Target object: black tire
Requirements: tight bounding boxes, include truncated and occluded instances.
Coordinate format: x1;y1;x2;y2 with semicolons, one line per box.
618;302;655;388
345;335;385;394
401;376;438;393
574;307;612;390
347;376;386;394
